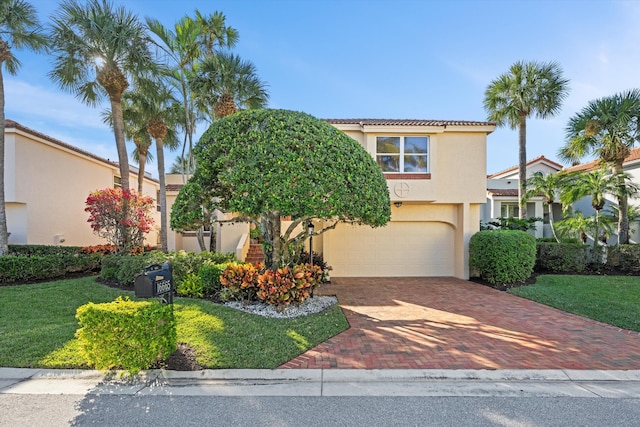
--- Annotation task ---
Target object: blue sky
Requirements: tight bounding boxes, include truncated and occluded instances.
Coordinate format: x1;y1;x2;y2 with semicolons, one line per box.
6;0;640;178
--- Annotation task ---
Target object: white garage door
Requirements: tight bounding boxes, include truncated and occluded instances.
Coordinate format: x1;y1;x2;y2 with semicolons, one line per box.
324;221;454;277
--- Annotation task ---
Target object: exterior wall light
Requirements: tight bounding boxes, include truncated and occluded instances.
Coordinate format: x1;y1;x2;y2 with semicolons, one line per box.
394;201;403;208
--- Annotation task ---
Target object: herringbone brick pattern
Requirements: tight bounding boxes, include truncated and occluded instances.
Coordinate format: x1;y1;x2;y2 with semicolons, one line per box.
279;277;640;370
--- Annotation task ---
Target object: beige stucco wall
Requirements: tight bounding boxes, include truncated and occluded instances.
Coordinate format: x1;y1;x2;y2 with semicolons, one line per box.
4;127;160;247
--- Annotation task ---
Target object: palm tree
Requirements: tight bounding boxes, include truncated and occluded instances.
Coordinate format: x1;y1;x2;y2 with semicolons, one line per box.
194;9;238;58
0;0;47;256
125;78;180;252
556;211;591;244
147;12;237;178
560;89;640;244
484;61;570;219
170;154;195;174
48;0;155;192
561;169;619;248
102;95;154;195
523;171;570;242
604;203;640;242
191;52;269;121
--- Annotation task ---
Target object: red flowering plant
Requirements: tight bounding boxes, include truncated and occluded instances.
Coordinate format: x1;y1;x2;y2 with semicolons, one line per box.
85;188;155;254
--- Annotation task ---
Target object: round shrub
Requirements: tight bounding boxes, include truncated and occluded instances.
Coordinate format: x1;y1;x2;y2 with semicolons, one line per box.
469;230;536;287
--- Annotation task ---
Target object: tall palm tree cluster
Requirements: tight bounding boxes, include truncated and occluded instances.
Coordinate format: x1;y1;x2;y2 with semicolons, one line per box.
486;61;640;248
0;0;269;255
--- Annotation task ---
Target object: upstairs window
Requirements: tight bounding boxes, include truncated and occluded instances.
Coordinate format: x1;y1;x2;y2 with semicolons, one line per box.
376;136;429;173
114;176;122;189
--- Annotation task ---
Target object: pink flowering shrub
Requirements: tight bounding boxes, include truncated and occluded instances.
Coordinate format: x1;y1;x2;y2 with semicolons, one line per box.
85;188;155;254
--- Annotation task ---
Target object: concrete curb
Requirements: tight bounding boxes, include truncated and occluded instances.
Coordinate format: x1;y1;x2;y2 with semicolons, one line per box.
3;368;640;397
4;367;640;382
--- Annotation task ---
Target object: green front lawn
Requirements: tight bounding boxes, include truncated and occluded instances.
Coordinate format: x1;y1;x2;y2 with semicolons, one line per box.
508;275;640;332
0;277;348;369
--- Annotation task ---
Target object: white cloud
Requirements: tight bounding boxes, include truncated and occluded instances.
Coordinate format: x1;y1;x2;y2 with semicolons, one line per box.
5;78;108;131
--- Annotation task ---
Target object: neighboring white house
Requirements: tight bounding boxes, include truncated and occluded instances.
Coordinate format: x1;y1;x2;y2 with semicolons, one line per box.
564;148;640;243
482;150;640;243
3;120;160;247
482;156;564;239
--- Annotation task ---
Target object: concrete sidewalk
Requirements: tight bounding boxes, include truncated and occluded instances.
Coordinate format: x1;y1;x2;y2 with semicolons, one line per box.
3;368;640;398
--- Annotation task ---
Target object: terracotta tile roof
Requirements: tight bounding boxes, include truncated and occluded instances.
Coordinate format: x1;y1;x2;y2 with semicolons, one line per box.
487;189;519;197
564;147;640;173
5;119;158;183
488;155;564;178
166;184;183;192
325;118;496;127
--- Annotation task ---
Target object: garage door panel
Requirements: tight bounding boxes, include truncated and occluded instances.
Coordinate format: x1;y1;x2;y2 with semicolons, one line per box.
325;222;454;277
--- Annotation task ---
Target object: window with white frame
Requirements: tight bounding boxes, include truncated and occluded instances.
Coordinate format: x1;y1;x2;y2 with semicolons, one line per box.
113;176;122;189
376;136;429;173
500;203;519;218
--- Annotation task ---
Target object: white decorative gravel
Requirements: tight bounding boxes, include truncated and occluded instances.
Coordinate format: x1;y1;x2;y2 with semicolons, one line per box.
224;296;338;318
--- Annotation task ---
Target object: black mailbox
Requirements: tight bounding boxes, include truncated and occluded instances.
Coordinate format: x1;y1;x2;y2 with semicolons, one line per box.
134;262;174;300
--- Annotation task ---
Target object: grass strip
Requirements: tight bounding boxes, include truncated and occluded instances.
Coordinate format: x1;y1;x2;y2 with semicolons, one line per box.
0;277;348;369
508;274;640;331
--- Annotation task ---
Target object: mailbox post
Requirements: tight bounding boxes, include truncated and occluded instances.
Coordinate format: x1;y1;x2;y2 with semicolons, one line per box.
134;262;175;304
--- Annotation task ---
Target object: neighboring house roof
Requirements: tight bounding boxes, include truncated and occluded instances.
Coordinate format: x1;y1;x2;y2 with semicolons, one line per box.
325;118;495;127
487;155;564;179
487;189;519;197
5;119;158;183
166;184;183;192
564;147;640;173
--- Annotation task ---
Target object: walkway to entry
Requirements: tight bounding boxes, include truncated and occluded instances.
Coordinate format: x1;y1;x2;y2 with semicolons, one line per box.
280;277;640;369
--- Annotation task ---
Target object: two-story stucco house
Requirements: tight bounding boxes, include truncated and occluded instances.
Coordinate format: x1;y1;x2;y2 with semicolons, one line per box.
321;119;495;279
203;118;495;280
3;120;160;247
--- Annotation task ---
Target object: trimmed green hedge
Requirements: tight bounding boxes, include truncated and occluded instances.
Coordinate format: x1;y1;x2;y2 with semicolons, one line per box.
536;242;588;273
607;245;640;273
0;253;102;284
8;244;82;256
76;296;176;374
469;230;536;287
100;251;237;287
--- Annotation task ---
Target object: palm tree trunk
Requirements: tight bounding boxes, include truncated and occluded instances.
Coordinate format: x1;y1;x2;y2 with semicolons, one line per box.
155;137;168;252
0;69;8;255
613;163;629;244
137;152;146;195
548;203;559;243
109;97;130;191
518;115;528;219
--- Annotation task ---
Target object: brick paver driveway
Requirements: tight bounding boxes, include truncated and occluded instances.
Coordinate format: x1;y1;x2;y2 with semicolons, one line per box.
280;277;640;369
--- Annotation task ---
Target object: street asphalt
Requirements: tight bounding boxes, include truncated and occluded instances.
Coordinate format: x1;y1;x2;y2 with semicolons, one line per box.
2;368;640;398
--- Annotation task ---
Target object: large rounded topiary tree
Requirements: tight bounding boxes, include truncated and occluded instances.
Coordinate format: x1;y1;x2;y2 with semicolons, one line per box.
172;109;391;269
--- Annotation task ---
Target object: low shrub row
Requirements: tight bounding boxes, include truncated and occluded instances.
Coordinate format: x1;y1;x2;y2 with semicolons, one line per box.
9;244;82;256
99;250;237;287
536;242;588;273
0;252;102;284
536;243;640;274
470;229;640;287
76;296;176;374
